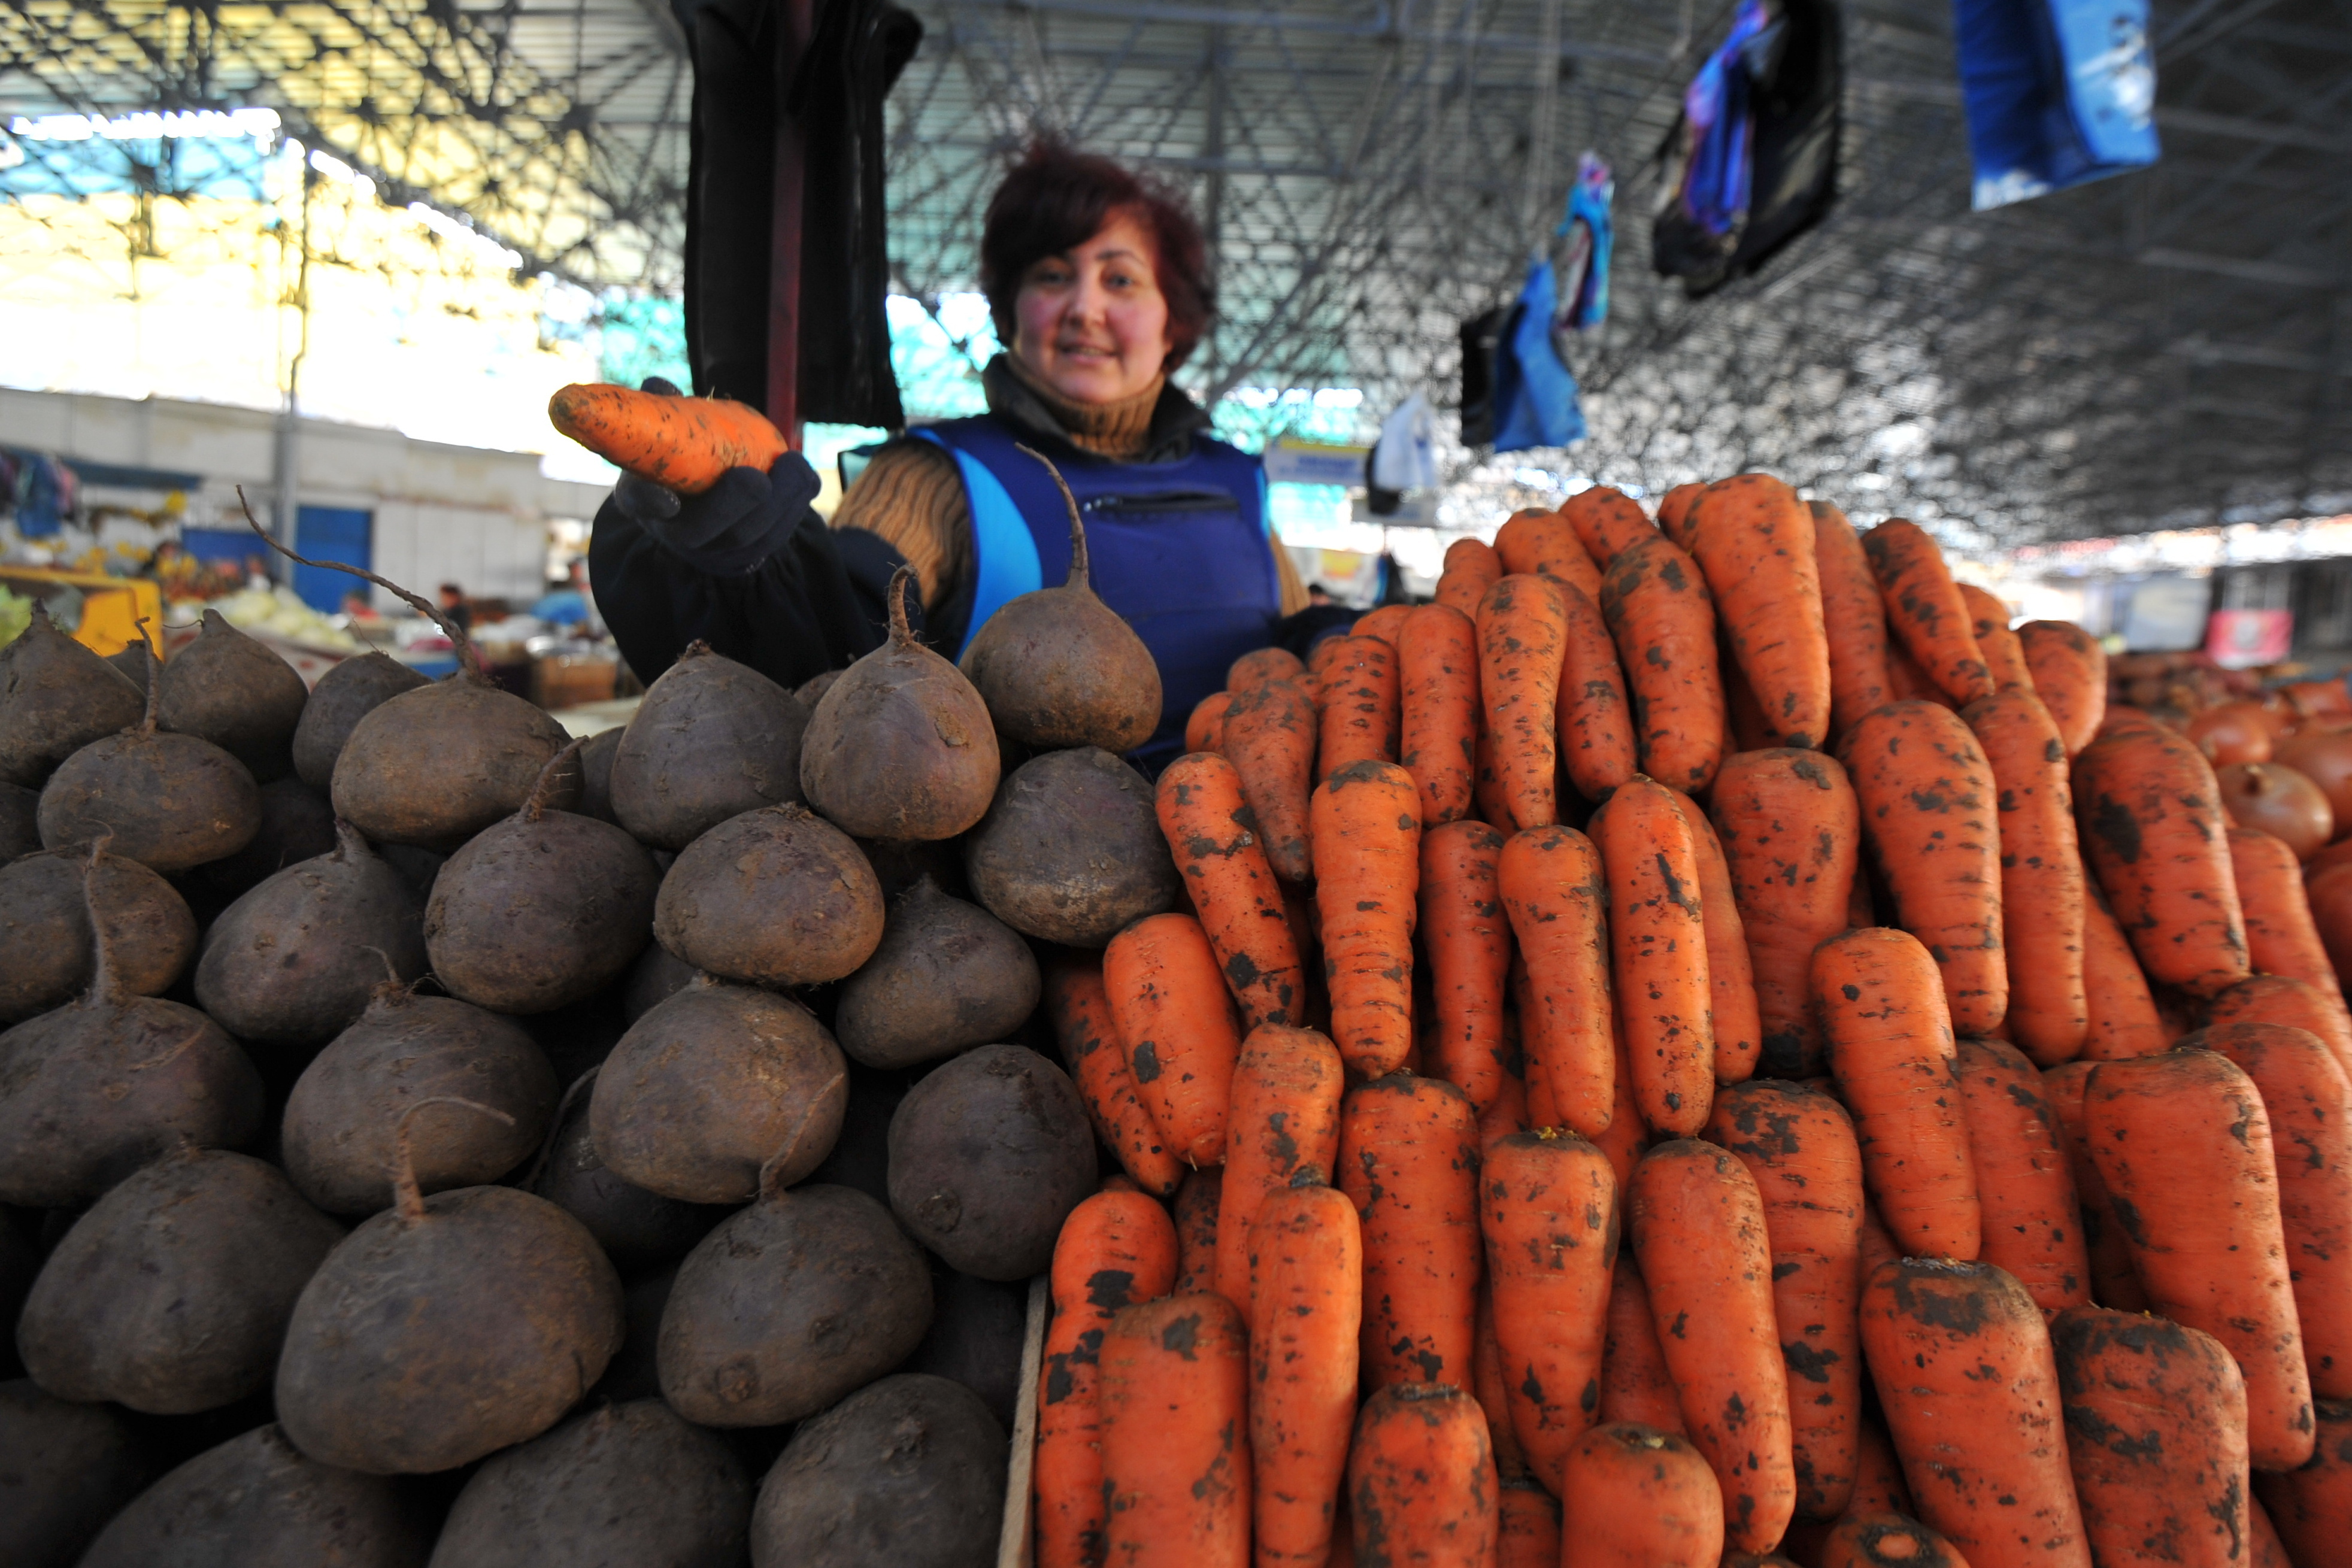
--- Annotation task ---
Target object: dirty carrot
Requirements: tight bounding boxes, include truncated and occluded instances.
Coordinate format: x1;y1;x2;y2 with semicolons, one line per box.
1186;690;1233;754
1883;635;1957;710
1249;1179;1363;1567
1630;1138;1798;1553
1220;675;1319;883
2053;1306;2253;1568
2084;1050;2316;1470
1562;483;1660;568
1230;647;1307;692
1668;787;1763;1084
1495;1475;1561;1568
547;382;789;493
1598;1261;1686;1436
1559;1423;1723;1568
1859;1257;2091;1568
1397;603;1481;827
1590;1020;1650;1193
1475;1282;1529;1476
1351;604;1413;648
1420;820;1513;1112
2230;826;2348;1005
1035;1190;1181;1568
1099;1292;1252;1568
1811;500;1893;743
1102;912;1243;1167
1813;927;1983;1260
1556;582;1638;802
1477;1031;1531;1151
1819;1514;1971;1568
2253;1398;2352;1566
1171;1166;1222;1296
1481;1130;1618;1493
1966;689;2087;1063
1496;825;1616;1137
1214;1024;1345;1317
1656;481;1708;547
1862;519;1995;705
1316;635;1402;783
1590;779;1716;1135
1338;1073;1483;1391
1705;1079;1866;1523
1475;574;1568;830
1955;583;2030;692
2072;723;2251;998
1600;536;1728;794
2017;620;2108;758
2190;1021;2352;1400
1709;748;1862;1078
1311;760;1422;1077
2039;1061;2149;1312
1044;956;1186;1198
1850;1414;1917;1517
1438;537;1506;620
1496;507;1602;598
2075;876;2169;1061
1346;1383;1499;1567
2207;975;2352;1082
1952;1036;2092;1315
1721;639;1778;755
1155;752;1306;1033
1842;700;2008;1034
1684;474;1832;750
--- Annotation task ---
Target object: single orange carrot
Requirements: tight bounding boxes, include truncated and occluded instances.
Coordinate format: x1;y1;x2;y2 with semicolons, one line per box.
1156;751;1307;1033
1860;1257;2090;1568
1656;481;1708;547
1598;1260;1686;1436
1475;574;1568;831
1710;748;1862;1078
1721;635;1779;756
2253;1398;2352;1566
1474;1282;1529;1477
1562;484;1660;569
1250;1179;1363;1567
1813;928;1983;1260
1172;1165;1222;1295
1952;1036;2091;1315
2017;621;2107;759
1223;677;1319;883
2207;976;2352;1082
1863;520;1995;706
2039;1060;2150;1312
1842;700;2008;1034
1683;474;1832;750
1471;721;1514;832
1317;635;1402;783
1099;1292;1252;1568
1311;760;1422;1077
1103;912;1244;1167
1346;1384;1498;1567
2085;1050;2316;1469
1187;690;1234;754
1631;1138;1798;1553
1668;786;1763;1084
1496;508;1602;598
1045;955;1187;1197
2053;1306;2253;1568
1819;1514;1971;1568
1481;1130;1618;1493
548;382;789;493
2232;827;2348;1005
1397;603;1481;827
1216;1025;1345;1316
1600;536;1728;794
1495;1475;1560;1568
1590;1020;1651;1194
1956;583;2030;692
1496;824;1616;1137
1438;538;1505;620
1556;581;1638;802
1338;1073;1482;1391
1351;604;1413;647
2191;1021;2352;1399
1477;1026;1532;1151
1231;647;1307;692
1420;820;1513;1112
1035;1190;1182;1568
2076;875;2169;1061
1559;1423;1724;1567
1811;501;1893;745
2074;724;2251;998
1590;779;1715;1135
1706;1079;1866;1523
1883;635;1959;711
1966;689;2087;1063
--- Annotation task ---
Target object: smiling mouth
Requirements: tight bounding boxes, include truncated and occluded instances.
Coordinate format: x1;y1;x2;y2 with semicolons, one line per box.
1056;343;1117;360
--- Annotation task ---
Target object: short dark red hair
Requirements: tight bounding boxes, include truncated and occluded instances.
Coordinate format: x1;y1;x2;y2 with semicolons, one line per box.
980;141;1215;372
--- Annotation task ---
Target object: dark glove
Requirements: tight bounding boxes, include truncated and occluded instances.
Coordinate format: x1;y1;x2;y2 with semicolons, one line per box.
610;377;821;576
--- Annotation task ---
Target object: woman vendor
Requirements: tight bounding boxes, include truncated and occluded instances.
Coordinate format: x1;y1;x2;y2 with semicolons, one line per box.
590;142;1341;771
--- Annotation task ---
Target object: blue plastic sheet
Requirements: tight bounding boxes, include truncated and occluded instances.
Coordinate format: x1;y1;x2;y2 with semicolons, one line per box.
1492;257;1587;454
1955;0;2159;211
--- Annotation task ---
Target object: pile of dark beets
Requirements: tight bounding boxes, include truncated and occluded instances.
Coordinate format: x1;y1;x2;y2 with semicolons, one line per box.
0;488;1173;1568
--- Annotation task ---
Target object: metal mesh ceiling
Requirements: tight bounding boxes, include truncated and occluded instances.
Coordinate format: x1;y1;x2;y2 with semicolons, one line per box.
7;0;2348;544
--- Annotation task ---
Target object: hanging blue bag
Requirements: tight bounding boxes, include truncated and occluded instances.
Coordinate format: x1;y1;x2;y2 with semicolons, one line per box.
1955;0;2159;211
1492;256;1586;454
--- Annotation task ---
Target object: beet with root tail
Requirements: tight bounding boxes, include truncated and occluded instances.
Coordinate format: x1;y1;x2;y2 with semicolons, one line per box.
0;843;196;1023
291;651;430;790
156;608;310;783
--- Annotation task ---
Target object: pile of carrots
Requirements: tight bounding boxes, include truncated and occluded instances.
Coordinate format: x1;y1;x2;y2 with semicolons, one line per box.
1033;475;2352;1568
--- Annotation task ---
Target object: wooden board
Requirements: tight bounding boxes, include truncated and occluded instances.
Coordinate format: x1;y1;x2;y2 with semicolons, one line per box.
995;1274;1048;1568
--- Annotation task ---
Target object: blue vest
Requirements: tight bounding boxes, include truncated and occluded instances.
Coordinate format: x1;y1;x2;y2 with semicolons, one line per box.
913;415;1281;772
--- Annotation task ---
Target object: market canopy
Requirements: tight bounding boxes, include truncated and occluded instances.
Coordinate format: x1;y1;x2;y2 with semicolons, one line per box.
5;0;2347;543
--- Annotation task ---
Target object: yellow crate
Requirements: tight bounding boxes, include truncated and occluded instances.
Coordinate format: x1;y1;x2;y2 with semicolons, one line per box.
0;567;164;659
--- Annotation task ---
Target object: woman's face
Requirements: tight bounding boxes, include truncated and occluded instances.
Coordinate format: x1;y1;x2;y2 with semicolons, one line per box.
1012;209;1174;407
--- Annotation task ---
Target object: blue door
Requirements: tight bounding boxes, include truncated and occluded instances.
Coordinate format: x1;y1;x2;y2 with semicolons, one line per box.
292;506;372;611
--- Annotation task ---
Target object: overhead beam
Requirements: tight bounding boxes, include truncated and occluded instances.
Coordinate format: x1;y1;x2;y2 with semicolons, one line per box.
924;0;1670;68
